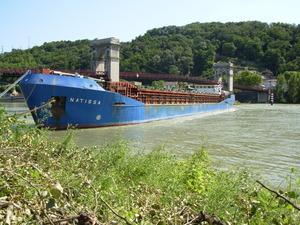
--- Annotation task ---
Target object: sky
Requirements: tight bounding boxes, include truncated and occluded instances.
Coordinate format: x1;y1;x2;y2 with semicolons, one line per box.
0;0;300;52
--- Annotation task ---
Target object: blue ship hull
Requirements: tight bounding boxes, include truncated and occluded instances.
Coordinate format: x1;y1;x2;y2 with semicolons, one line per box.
19;73;235;129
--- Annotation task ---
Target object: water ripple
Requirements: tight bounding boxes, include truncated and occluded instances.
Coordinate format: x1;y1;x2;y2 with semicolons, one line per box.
3;102;300;185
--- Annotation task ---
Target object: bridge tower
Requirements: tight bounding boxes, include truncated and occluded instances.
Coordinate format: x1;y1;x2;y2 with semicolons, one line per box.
91;37;120;82
212;62;234;93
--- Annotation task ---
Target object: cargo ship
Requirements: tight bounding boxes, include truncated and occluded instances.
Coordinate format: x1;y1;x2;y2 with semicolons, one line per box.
19;69;235;129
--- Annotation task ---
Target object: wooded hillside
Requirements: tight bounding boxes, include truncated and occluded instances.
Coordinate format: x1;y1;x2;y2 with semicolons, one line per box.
1;21;300;77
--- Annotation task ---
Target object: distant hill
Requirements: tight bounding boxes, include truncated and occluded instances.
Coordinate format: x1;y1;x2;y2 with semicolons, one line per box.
0;40;92;71
1;21;300;77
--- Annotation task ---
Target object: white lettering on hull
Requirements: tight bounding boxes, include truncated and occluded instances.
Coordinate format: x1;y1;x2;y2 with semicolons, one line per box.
69;97;101;105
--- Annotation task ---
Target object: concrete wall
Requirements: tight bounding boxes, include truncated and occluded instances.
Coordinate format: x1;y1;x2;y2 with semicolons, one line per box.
91;37;120;82
235;90;269;103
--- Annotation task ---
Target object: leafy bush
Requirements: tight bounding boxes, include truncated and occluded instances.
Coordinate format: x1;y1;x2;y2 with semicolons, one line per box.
0;107;299;224
234;70;263;87
276;71;300;103
151;80;165;90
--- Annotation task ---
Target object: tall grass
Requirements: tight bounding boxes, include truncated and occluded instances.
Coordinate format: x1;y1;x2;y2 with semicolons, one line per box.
0;107;299;224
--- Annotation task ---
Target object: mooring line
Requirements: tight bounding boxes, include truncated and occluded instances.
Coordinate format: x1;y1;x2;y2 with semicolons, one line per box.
15;99;56;116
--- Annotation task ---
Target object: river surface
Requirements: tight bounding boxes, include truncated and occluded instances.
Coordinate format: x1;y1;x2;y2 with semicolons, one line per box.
2;101;300;185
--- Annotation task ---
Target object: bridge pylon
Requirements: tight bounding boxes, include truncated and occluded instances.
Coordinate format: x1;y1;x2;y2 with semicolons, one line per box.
91;37;120;82
213;62;234;93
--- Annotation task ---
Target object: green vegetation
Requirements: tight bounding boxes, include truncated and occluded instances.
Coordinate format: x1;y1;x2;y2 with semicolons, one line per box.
150;80;165;90
1;108;300;224
275;71;300;103
1;22;300;77
118;21;300;76
234;70;263;87
0;40;91;70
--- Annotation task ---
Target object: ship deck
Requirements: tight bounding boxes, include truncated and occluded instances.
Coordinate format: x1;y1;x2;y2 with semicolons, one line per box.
107;82;224;105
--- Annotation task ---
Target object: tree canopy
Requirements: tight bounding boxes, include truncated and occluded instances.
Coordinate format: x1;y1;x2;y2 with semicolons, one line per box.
121;22;300;76
234;71;262;87
275;71;300;103
0;40;91;70
1;22;300;77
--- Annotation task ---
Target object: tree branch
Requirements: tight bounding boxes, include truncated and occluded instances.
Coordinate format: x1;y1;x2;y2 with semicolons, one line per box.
97;193;132;225
256;180;300;211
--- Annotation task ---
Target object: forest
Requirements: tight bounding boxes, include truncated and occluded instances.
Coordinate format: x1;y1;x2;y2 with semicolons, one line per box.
1;21;300;78
276;71;300;103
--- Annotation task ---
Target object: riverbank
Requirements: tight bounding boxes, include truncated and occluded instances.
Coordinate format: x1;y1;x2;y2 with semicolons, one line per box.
4;101;299;185
0;107;300;224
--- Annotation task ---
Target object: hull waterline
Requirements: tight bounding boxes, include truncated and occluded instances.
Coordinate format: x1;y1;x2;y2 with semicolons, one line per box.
19;73;235;129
